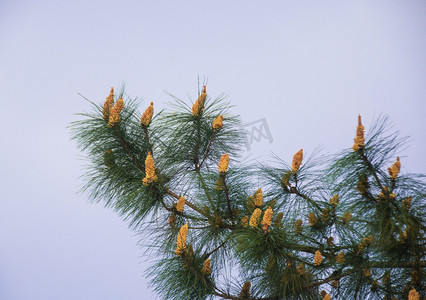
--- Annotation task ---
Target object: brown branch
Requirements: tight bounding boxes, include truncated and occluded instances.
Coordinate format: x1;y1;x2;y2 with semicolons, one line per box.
166;189;180;200
307;268;360;288
203;237;230;258
290;186;322;211
159;197;172;212
213;289;241;300
287;243;332;258
299;233;323;247
142;126;152;153
113;127;144;171
188;225;211;230
166;189;206;215
213;289;281;300
369;260;426;268
223;177;234;219
198;130;216;170
196;171;215;208
360;149;385;193
306;260;426;290
180;253;204;281
193;118;201;170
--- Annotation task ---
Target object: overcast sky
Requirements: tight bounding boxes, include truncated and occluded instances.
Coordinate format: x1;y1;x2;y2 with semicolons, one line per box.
1;1;425;299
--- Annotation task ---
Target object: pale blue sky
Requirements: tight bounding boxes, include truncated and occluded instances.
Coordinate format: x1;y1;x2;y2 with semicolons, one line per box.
1;1;425;299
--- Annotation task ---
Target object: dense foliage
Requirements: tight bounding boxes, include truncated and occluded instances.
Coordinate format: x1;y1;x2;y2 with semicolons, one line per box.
70;85;425;300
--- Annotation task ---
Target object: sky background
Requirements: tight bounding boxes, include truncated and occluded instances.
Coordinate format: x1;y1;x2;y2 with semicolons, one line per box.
1;1;425;299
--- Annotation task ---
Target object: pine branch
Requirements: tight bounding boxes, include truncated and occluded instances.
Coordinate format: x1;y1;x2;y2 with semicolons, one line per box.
289;186;322;211
142;126;152;153
222;177;234;220
307;268;359;287
203;236;230;258
353;275;363;300
113;127;144;171
166;189;205;216
196;171;215;208
369;260;426;268
193;118;201;170
159;196;173;212
359;149;384;194
73;86;426;300
197;130;216;170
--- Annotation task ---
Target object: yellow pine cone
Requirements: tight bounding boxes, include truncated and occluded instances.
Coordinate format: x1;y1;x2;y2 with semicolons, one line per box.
286;259;292;267
314;250;323;266
357;237;372;253
192;85;207;116
323;294;331;300
216;175;225;191
400;228;409;241
294;219;303;234
218;153;229;173
142;151;158;185
382;271;390;285
176;196;185;213
141;101;154;126
356;174;369;196
308;213;317;226
249;208;262;227
297;263;305;275
168;213;176;228
329;195;339;206
241;216;249;228
402;197;412;210
376;187;390;201
358;235;374;252
175;222;188;255
281;170;292;187
261;206;273;232
212;115;223;130
336;251;345;265
411;271;419;283
274;212;284;228
321;209;330;222
103;87;115;120
388;157;401;180
370;280;378;291
408;288;419;300
201;258;211;275
213;213;223;228
363;268;371;277
342;212;352;225
108;97;124;127
253;188;263;207
239;281;251;298
353;114;365;151
292;149;303;172
331;280;339;288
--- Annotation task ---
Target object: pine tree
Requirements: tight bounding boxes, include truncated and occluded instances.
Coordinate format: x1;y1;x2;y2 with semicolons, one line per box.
70;84;425;300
